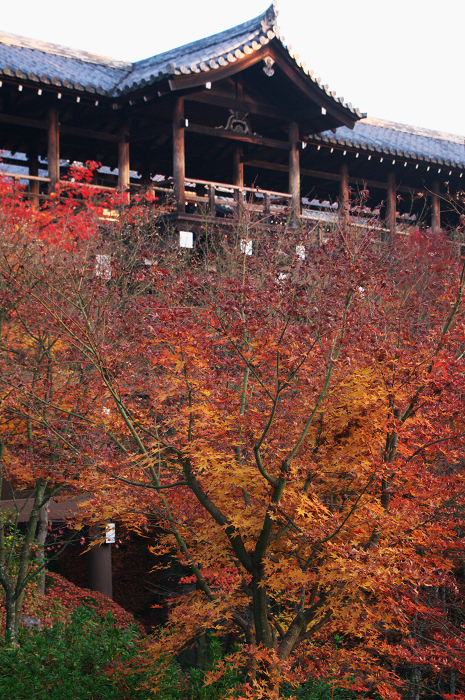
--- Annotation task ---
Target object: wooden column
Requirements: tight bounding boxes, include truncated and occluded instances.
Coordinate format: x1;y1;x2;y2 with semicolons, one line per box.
87;525;113;599
288;122;300;226
173;97;185;213
339;163;350;231
47;106;60;192
28;146;39;206
386;171;396;241
431;180;441;233
233;145;243;187
118;122;130;193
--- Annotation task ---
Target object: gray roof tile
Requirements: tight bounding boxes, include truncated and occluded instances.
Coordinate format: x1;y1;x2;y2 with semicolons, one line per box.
0;5;360;118
0;32;131;92
314;117;465;168
115;6;279;92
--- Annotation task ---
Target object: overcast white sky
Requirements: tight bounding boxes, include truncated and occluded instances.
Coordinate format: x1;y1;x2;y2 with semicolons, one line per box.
1;0;464;136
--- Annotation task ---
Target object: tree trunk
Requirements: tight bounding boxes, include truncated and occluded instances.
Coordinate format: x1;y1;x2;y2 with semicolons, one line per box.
13;480;48;637
0;572;18;646
36;503;49;594
251;574;275;649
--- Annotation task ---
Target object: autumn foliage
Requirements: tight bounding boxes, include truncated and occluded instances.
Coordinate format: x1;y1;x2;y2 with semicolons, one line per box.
1;174;465;698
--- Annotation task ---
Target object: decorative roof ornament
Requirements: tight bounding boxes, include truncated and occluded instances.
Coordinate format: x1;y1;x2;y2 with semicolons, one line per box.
262;2;279;32
263;57;275;77
225;110;253;135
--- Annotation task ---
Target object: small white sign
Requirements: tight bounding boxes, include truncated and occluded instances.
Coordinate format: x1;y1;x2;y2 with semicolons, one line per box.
179;231;193;248
240;239;253;256
296;244;306;260
105;523;116;544
95;254;112;279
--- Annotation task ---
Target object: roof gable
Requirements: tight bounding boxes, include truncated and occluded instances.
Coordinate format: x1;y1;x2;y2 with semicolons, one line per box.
115;5;279;92
0;4;361;126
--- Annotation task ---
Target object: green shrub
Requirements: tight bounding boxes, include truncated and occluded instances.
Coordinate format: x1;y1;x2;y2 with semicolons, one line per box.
0;606;150;700
0;611;355;700
186;635;242;699
282;677;356;700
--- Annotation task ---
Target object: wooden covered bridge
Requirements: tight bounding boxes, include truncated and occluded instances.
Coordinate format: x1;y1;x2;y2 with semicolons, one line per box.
0;4;464;238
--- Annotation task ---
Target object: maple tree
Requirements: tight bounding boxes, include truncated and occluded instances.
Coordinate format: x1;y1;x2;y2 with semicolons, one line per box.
0;168;164;644
0;169;121;644
1;175;465;698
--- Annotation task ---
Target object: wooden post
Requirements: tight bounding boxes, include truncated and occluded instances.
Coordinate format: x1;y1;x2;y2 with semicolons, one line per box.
47;106;60;192
339;163;350;232
118;122;130;194
234;187;244;209
386;171;396;241
28;146;39;206
264;192;271;218
208;184;216;214
173;98;185;213
431;180;441;233
233;145;244;187
288;122;300;227
87;525;113;599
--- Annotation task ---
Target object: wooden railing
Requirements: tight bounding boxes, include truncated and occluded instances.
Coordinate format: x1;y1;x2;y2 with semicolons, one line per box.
0;171;421;237
182;178;293;217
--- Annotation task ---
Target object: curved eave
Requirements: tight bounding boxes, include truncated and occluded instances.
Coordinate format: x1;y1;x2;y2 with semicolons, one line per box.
0;65;109;96
113;36;362;130
122;40;360;130
308;132;465;170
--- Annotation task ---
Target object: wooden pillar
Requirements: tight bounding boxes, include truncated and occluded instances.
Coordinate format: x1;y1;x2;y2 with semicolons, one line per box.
208;184;216;214
28;146;39;206
339;163;350;231
233;145;243;187
386;171;396;241
288;122;300;227
118;122;130;193
47;106;60;192
173;97;185;213
87;525;113;599
431;180;441;233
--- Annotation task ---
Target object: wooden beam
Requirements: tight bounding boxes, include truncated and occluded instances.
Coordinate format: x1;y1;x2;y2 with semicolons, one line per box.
186;91;290;122
186;122;291;150
339;163;350;231
118;122;130;192
0;114;119;141
270;44;357;129
431;180;441;233
0;113;47;130
173;97;185;213
289;122;300;225
244;159;417;194
169;45;357;129
61;125;119;143
47;106;60;192
168;47;273;93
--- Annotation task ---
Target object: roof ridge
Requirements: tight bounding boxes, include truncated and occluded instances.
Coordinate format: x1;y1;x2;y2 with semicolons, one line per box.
111;3;281;94
131;4;278;70
0;30;132;71
362;116;465;144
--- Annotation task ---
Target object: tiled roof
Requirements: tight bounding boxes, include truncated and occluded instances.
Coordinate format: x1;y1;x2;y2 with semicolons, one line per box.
312;116;465;169
114;5;281;93
0;4;361;118
113;3;360;119
0;31;131;94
